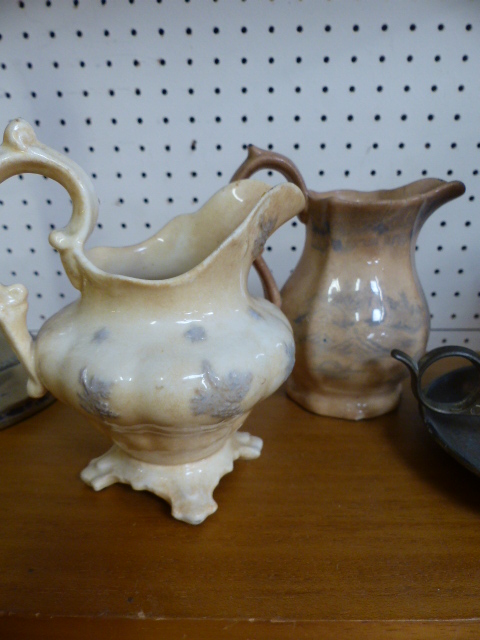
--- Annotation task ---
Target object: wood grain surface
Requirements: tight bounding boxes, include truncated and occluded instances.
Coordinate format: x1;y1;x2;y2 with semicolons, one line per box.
1;371;480;638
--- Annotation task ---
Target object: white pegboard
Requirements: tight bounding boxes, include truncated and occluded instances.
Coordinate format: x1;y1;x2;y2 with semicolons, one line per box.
0;0;478;349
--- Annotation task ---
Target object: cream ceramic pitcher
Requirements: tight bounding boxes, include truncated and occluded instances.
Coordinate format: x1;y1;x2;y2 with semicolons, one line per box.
0;120;305;523
233;146;465;421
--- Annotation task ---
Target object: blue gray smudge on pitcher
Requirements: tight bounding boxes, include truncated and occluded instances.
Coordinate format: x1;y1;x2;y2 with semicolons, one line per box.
280;180;466;420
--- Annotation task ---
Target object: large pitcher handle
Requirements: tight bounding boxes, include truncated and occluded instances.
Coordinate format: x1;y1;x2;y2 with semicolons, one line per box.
231;146;309;307
0;119;99;397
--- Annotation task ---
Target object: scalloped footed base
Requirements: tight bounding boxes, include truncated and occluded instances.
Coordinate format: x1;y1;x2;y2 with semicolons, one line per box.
80;431;263;525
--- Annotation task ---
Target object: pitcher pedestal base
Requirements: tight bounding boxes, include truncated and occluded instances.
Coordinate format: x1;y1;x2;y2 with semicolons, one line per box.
80;431;263;525
286;379;402;421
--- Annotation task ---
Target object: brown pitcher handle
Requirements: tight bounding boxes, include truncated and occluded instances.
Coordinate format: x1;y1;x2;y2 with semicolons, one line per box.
231;146;309;307
253;255;282;307
231;145;309;221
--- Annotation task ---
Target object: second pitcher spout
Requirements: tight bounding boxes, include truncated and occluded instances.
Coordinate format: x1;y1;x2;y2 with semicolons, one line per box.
413;178;465;238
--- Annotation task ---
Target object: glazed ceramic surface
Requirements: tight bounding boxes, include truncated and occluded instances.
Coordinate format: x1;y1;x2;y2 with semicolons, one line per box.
233;146;465;420
0;120;305;523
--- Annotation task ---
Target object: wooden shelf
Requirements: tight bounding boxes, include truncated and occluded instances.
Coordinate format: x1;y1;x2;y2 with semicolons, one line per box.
1;375;480;639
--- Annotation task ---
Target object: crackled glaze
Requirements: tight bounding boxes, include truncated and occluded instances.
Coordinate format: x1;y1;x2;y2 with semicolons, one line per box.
281;181;465;420
232;146;466;420
0;120;305;523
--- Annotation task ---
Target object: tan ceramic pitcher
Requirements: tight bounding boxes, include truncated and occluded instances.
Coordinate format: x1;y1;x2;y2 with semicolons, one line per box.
233;146;465;421
0;121;305;524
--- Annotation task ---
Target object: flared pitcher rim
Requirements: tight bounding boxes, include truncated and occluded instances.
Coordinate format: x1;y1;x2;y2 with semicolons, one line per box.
81;180;285;289
307;177;465;209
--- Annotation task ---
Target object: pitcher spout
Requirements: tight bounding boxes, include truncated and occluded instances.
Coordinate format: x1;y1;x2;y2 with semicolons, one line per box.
211;180;305;305
414;178;465;235
426;179;466;210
